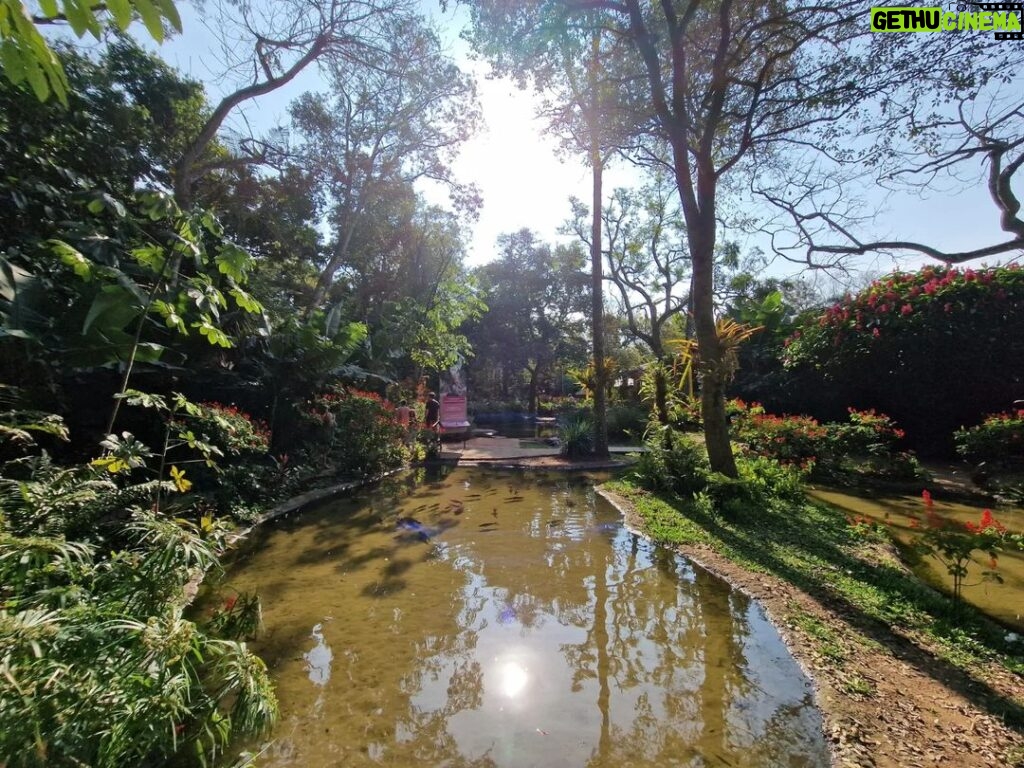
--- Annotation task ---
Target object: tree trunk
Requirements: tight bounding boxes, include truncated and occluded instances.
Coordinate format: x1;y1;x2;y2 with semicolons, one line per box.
653;360;669;425
589;30;609;459
527;364;539;415
690;217;737;477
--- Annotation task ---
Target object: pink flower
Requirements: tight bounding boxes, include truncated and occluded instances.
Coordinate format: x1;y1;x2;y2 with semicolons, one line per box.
872;327;881;338
901;304;913;316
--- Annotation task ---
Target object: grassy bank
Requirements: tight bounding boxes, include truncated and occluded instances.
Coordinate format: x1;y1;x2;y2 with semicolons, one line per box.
605;477;1024;713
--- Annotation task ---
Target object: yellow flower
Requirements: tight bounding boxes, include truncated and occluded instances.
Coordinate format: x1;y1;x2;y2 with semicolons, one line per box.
169;465;192;493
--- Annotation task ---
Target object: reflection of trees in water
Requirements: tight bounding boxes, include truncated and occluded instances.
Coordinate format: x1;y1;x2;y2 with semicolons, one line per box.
237;468;821;766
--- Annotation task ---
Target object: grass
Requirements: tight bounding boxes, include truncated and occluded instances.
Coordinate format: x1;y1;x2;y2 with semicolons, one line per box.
605;475;1024;723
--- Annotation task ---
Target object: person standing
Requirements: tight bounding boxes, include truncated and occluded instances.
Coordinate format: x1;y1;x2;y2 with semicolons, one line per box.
396;399;413;428
396;399;413;443
424;392;440;433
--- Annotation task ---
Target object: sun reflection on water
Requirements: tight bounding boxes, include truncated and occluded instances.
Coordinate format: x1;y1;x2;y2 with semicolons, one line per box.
499;661;528;698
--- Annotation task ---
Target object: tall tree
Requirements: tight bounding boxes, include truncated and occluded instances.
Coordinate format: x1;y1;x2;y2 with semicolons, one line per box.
286;17;480;310
171;0;426;208
465;1;912;475
576;171;691;423
465;8;645;457
468;230;589;412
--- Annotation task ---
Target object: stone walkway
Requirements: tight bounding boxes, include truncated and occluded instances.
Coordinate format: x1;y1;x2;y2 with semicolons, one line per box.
439;435;641;463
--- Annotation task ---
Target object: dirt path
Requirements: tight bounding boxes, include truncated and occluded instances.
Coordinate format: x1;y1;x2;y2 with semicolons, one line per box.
599;487;1024;768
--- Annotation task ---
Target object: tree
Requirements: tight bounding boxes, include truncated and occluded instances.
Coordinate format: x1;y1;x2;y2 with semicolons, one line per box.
285;19;480;310
468;230;589;412
171;0;430;209
755;28;1024;266
465;7;646;458
586;171;692;423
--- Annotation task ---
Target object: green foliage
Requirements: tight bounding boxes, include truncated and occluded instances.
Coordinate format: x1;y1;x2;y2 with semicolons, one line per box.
0;0;181;105
300;387;407;478
605;401;647;441
631;428;710;497
954;408;1024;464
0;386;68;452
558;412;594;458
782;264;1024;448
0;513;276;768
728;400;921;481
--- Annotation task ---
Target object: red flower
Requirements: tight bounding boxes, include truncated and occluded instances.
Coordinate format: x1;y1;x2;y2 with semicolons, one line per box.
224;595;238;612
900;304;913;316
921;489;933;508
872;327;881;338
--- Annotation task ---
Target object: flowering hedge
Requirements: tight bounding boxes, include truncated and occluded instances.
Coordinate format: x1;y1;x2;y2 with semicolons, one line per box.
300;386;408;477
730;400;917;479
953;409;1024;464
781;264;1024;447
784;263;1023;364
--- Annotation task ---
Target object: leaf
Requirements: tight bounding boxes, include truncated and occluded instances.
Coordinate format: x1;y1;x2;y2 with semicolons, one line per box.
214;243;252;282
91;455;131;474
132;0;165;42
38;0;59;17
229;287;262;314
154;0;182;31
106;0;132;29
82;286;140;336
0;40;26;85
169;465;192;493
116;389;167;411
192;319;233;348
61;0;100;37
172;393;204;418
50;240;92;281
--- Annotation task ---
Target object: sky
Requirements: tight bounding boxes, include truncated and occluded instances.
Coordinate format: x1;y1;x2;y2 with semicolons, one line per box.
149;1;1014;280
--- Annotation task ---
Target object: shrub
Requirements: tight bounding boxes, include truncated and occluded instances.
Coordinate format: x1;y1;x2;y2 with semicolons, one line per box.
0;514;277;767
729;400;918;480
953;409;1024;464
559;412;594;458
300;387;408;478
192;402;271;457
606;401;648;441
782;263;1024;448
631;427;710;497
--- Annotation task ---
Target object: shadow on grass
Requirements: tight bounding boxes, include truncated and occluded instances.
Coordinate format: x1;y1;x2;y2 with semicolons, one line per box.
641;486;1024;732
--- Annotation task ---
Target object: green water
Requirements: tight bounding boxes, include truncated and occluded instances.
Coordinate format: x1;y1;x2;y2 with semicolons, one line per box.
809;487;1024;630
217;467;829;767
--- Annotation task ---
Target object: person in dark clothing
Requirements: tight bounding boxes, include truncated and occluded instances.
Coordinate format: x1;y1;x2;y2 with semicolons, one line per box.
424;392;440;430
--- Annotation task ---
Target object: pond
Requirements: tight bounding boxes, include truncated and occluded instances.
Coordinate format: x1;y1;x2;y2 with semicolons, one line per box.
809;487;1024;630
217;468;829;767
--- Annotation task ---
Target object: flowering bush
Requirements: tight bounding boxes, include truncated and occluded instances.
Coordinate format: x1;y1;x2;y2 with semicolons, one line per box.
729;400;918;479
781;263;1024;447
192;402;270;456
784;264;1024;363
299;386;408;478
953;409;1024;464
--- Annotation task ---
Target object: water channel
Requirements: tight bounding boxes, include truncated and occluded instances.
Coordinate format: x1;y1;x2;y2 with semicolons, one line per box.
808;486;1024;630
217;467;829;767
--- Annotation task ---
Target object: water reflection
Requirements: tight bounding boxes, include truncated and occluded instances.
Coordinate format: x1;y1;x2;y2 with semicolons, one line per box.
222;468;828;767
303;623;333;686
